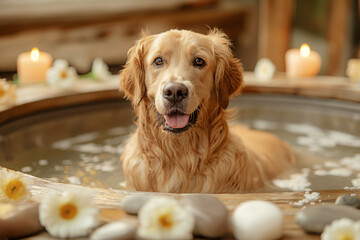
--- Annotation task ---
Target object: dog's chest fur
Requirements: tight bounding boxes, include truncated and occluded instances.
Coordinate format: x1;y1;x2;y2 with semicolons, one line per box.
120;106;263;193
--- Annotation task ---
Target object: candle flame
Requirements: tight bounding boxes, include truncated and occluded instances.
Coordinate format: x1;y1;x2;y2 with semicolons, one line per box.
300;44;310;58
30;47;39;62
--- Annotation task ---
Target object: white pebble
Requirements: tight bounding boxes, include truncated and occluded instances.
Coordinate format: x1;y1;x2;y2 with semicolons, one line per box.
121;194;153;215
90;220;137;240
352;178;360;188
232;201;283;240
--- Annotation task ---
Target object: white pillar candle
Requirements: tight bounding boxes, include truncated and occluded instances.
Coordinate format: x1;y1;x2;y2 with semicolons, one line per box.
285;44;321;78
346;58;360;83
17;47;53;84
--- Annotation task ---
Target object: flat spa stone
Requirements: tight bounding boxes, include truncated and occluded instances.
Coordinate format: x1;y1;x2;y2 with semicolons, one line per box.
0;202;43;238
179;195;229;238
335;194;360;208
232;200;283;240
121;193;154;215
90;220;137;240
296;204;360;234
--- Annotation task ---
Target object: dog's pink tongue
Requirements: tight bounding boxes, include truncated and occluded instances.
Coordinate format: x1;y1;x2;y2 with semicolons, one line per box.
164;114;189;129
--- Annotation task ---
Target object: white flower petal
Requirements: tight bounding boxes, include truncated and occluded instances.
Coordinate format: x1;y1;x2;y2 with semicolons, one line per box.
46;59;78;89
321;218;359;240
138;197;194;240
0;168;32;202
39;190;99;239
92;58;111;81
54;59;69;69
254;58;276;82
0;79;16;107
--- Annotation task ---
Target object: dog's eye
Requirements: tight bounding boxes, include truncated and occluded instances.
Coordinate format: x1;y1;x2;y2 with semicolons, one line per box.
194;57;206;68
153;57;164;67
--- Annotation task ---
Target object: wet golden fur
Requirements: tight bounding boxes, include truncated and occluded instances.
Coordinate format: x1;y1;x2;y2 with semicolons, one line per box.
120;29;295;193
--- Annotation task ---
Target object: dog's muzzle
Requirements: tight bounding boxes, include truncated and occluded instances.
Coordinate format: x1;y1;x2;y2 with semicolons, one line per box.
157;106;200;133
157;82;200;133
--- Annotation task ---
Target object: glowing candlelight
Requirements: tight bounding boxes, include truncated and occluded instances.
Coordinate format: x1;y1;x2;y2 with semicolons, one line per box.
30;48;40;62
17;47;52;84
300;44;310;58
285;43;321;78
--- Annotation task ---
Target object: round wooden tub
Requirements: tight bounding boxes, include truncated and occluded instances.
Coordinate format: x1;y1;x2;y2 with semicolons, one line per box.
0;73;359;239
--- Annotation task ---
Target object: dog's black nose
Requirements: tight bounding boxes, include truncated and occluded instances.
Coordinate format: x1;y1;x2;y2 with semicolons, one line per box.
163;83;188;103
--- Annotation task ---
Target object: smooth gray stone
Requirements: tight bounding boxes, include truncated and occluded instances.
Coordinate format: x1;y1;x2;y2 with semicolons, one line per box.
296;204;360;234
121;194;153;215
179;195;229;238
90;220;137;240
335;194;360;208
0;202;44;238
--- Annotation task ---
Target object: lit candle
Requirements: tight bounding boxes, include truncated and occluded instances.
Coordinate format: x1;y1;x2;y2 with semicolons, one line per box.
17;47;53;84
285;44;321;78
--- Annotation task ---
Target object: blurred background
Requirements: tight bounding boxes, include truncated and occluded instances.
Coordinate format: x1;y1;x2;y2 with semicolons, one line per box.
0;0;359;79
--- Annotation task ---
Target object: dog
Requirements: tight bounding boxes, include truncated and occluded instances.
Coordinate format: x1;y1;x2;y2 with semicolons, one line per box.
120;29;295;193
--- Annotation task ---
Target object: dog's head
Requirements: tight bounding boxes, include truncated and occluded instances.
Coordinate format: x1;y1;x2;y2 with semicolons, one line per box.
120;29;243;134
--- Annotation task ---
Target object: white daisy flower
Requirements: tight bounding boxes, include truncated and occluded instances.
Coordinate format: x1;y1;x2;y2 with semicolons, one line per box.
138;197;195;240
346;59;360;83
92;58;112;81
0;78;16;107
321;218;360;240
0;168;32;202
39;191;99;239
254;58;276;82
46;59;78;88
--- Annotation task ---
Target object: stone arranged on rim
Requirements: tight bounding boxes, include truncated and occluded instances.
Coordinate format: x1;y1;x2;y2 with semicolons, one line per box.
296;204;360;234
90;220;137;240
179;195;229;238
0;202;44;239
121;193;154;215
232;200;283;240
335;194;360;209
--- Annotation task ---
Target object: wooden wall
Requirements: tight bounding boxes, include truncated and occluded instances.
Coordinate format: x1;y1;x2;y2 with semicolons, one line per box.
0;0;257;73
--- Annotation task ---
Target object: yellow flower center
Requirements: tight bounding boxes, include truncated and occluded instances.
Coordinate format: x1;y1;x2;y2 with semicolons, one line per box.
5;179;26;201
60;71;68;79
261;65;269;74
0;88;5;98
159;213;173;229
60;203;78;220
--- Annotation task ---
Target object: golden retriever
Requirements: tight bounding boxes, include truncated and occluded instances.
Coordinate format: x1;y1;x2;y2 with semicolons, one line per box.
120;29;295;193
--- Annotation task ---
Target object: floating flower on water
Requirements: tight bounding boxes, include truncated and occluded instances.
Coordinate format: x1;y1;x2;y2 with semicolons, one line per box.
0;78;16;107
39;191;99;239
92;58;112;81
46;59;78;88
254;58;276;81
0;168;31;202
138;197;195;240
321;218;360;240
346;59;360;83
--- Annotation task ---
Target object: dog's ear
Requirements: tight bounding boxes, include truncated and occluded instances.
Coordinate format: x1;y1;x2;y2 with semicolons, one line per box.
120;35;151;107
209;29;244;109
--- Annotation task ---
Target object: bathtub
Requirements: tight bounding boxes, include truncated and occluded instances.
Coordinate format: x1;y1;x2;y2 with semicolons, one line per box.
0;74;359;239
